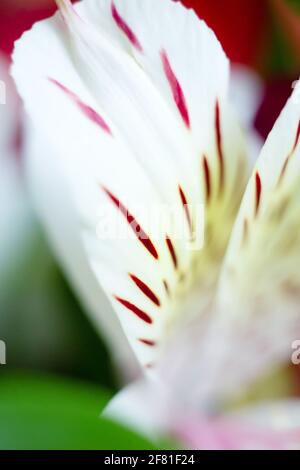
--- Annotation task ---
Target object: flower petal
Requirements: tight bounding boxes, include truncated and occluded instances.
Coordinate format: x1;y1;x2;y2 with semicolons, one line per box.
153;80;300;409
12;0;249;370
175;411;300;450
12;9;181;369
105;383;300;449
102;0;250;295
0;53;18;149
228;399;300;432
74;0;250;283
108;0;228;142
214;80;300;395
0;54;34;275
229;65;264;164
24;121;141;379
194;79;300;404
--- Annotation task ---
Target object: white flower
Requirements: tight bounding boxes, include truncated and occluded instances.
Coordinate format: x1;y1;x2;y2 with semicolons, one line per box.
12;0;300;449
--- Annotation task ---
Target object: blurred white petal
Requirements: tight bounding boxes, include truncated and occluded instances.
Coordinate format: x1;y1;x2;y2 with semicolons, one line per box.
0;54;34;279
230;65;264;164
103;378;177;440
228;399;300;431
24;119;140;379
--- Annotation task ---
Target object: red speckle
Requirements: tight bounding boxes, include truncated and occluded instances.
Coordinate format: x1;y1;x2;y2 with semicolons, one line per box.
166;235;178;269
215;100;225;191
139;338;156;347
255;171;262;216
161;49;190;129
130;274;161;307
242;218;249;245
178;185;193;234
292;120;300;154
111;2;143;52
163;279;170;296
278;120;300;185
49;78;112;135
103;188;159;260
202;156;211;202
115;297;153;324
278;157;290;184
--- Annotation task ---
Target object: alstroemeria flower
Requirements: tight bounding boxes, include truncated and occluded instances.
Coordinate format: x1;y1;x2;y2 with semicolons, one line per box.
12;0;300;449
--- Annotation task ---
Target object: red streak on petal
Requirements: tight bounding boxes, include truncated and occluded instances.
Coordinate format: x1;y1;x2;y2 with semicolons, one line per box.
277;121;300;185
138;338;156;347
161;49;190;129
202;155;211;202
111;2;143;52
166;235;178;270
49;78;112;135
292;120;300;154
130;274;161;307
178;185;193;234
115;296;153;324
103;188;159;260
255;171;262;216
215;100;225;191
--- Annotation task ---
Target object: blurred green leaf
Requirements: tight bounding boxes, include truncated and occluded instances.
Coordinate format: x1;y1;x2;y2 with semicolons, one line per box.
268;16;296;75
0;372;157;450
286;0;300;13
0;225;116;388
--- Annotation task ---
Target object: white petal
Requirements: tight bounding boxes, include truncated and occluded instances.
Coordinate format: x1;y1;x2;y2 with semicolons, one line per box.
196;79;300;404
71;0;250;283
12;10;179;369
24;120;140;379
152;80;300;410
0;53;18;149
103;378;177;440
106;385;300;450
229;65;264;164
12;0;249;370
228;399;300;432
0;55;34;279
109;0;229;149
229;65;263;129
175;411;300;450
224;399;300;449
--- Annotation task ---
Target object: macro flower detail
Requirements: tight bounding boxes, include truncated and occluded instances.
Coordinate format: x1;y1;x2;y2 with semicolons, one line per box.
12;0;300;449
